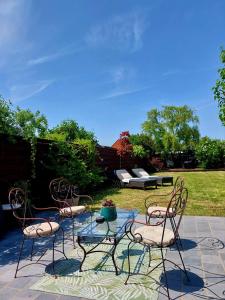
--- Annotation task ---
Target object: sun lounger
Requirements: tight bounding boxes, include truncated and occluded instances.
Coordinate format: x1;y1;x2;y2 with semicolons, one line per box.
115;169;157;189
132;168;173;186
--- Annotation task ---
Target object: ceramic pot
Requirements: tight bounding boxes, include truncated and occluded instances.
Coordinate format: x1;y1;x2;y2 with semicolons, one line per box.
100;206;117;221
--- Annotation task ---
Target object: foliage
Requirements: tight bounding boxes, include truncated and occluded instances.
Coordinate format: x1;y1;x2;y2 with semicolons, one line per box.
213;49;225;126
132;145;146;158
0;95;17;136
48;120;95;142
47;140;103;189
115;131;133;156
142;105;200;154
102;199;115;207
130;133;154;157
195;137;225;169
45;119;103;189
14;108;48;139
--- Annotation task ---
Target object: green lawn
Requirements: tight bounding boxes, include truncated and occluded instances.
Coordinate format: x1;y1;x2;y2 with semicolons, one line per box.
93;171;225;216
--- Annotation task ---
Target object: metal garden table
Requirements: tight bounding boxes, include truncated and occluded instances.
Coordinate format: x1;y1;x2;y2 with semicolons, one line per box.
77;208;137;275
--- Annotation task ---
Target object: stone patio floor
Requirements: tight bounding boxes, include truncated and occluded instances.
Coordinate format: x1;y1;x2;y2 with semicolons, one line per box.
0;214;224;300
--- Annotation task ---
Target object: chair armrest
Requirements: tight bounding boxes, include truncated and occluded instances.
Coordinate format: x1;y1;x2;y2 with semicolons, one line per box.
14;214;52;224
32;205;60;212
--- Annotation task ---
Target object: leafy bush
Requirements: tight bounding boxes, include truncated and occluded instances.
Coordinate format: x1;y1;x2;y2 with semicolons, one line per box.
130;133;154;157
132;145;146;158
46;140;103;190
195;137;225;168
45;121;103;190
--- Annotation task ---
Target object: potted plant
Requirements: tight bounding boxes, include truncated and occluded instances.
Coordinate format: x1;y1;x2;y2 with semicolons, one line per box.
100;199;117;221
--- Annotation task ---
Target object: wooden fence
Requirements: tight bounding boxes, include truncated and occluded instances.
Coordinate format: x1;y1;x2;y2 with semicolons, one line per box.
0;134;143;205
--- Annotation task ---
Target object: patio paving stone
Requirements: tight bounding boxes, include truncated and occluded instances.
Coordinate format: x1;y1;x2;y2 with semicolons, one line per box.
0;214;224;300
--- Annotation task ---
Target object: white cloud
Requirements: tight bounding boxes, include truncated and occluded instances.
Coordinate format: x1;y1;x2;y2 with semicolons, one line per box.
85;10;147;52
27;45;83;66
100;85;150;100
10;80;53;102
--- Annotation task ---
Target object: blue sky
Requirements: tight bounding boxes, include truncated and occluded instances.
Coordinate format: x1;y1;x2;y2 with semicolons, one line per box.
0;0;225;145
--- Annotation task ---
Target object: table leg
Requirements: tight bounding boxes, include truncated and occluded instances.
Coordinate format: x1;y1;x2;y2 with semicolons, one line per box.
77;236;87;272
111;238;119;275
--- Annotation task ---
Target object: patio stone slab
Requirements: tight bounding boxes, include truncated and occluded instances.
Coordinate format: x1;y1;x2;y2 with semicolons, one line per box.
0;214;224;300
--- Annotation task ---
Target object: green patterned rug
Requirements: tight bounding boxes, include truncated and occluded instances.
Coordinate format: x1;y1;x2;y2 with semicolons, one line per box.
31;239;164;300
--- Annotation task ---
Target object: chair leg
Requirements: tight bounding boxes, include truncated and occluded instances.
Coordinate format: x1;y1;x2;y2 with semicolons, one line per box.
160;248;171;300
52;235;57;278
15;236;25;278
124;240;133;285
148;246;151;267
30;239;35;261
72;216;76;248
61;228;68;260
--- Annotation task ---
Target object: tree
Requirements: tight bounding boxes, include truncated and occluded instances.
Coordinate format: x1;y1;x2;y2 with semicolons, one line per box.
129;133;154;157
213;49;225;126
142;109;165;152
47;120;95;142
142;105;200;154
15;108;48;139
0;96;17;136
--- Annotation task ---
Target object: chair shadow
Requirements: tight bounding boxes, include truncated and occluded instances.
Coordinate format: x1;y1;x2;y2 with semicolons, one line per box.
166;269;204;291
45;258;81;276
170;239;198;251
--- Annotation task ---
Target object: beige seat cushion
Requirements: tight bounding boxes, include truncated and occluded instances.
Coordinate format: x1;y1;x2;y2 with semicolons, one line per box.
134;225;174;247
147;206;175;217
23;222;60;238
59;205;85;217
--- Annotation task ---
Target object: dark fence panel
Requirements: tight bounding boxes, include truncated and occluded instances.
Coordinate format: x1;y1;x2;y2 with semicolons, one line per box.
0;134;31;182
0;135;144;205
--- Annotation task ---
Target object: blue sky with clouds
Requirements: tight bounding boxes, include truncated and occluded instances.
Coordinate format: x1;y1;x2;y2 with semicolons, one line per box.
0;0;225;145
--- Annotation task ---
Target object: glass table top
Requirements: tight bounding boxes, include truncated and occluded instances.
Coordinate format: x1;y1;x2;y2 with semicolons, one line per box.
77;208;138;239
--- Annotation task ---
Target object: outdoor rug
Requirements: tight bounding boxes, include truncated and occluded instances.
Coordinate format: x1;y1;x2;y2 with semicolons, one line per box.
31;239;164;300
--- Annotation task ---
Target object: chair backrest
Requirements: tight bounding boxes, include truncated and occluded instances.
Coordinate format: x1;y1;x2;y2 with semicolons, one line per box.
8;188;29;228
167;187;188;239
132;168;149;178
49;177;79;207
115;169;132;181
172;176;184;195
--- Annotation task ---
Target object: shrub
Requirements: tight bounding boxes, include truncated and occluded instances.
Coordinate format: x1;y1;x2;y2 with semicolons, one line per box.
195;137;225;168
46;139;103;190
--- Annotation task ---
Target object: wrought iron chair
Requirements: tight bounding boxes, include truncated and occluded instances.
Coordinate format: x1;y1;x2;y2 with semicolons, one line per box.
124;187;189;299
144;176;185;249
49;177;93;247
9;187;67;278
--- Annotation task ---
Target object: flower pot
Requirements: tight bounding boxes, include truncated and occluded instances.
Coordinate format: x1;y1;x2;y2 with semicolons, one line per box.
100;206;117;221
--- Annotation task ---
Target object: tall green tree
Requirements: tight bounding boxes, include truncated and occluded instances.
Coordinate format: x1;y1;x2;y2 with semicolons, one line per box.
15;108;48;139
213;49;225;126
0;96;17;136
47;120;95;142
142;105;200;154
